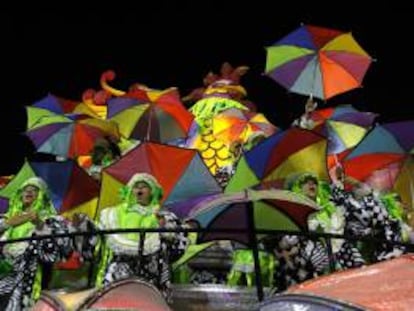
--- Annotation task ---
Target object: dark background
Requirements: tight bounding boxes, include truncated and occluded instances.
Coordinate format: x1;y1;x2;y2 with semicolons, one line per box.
1;3;413;175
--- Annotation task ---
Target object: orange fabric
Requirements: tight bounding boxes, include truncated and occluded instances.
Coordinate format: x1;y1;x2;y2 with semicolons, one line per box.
319;52;359;99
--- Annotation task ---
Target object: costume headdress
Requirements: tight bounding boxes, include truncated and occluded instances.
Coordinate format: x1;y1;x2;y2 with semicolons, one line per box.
121;173;163;207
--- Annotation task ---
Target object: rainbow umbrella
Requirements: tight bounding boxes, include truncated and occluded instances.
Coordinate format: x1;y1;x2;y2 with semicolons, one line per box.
309;104;377;155
26;106;61;130
98;142;222;215
0;160;100;218
343;121;414;205
212;108;278;144
226;127;329;192
33;93;99;118
188;188;318;302
188;189;319;244
107;92;193;143
25;114;120;158
265;24;372;100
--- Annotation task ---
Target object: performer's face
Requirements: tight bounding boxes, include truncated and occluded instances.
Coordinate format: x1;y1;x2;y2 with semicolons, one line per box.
132;181;152;206
22;185;39;207
301;179;318;201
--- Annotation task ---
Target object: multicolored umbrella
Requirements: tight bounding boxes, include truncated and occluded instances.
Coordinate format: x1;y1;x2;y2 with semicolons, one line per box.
25;114;120;158
33;93;100;118
0;160;100;218
226;127;329;192
212;108;278;144
310;104;377;154
343;121;414;205
265;24;373;100
188;188;319;244
98;142;222;215
107;95;193;143
26;106;61;130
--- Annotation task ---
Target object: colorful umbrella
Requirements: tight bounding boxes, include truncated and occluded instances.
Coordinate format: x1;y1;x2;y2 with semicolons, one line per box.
365;157;414;205
98;142;222;215
0;160;100;218
309;104;377;155
33;93;100;118
343;121;414;205
226;127;329;192
212;108;278;144
265;24;372;100
107;95;193;143
26;106;60;130
25;114;120;158
188;188;319;244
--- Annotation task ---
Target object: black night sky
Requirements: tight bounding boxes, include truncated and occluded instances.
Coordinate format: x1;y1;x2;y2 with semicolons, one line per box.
1;3;413;175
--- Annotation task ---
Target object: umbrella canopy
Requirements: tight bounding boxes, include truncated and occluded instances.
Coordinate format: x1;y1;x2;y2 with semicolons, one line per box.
33;93;100;118
343;121;414;205
107;94;193;143
310;104;377;154
98;142;222;215
188;188;319;245
26;106;62;130
212;108;278;144
226;127;329;192
0;160;100;218
265;24;372;100
25;114;120;158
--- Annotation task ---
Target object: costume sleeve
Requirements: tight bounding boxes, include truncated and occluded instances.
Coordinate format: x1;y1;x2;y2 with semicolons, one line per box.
305;239;329;274
94;239;112;287
93;209;113;287
330;182;347;206
0;218;9;233
32;217;74;263
158;211;190;262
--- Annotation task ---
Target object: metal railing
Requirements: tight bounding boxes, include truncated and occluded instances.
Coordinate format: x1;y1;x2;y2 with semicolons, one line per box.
1;227;413;302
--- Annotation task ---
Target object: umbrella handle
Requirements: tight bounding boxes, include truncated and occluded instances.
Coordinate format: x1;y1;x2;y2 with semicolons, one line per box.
147;107;153;141
333;153;340;166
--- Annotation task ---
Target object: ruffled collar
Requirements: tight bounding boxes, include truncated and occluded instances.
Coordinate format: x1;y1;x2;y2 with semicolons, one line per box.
126;203;159;215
